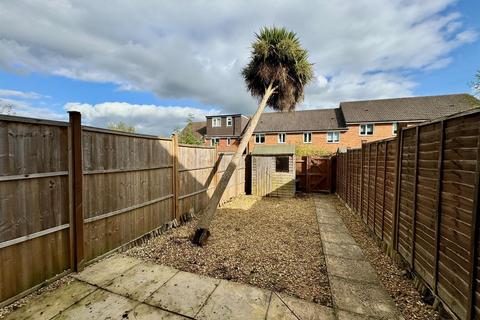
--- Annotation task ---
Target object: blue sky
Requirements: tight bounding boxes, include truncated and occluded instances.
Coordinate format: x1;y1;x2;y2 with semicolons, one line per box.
0;0;478;135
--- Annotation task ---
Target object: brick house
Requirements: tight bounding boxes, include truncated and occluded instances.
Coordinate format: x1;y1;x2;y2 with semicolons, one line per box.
186;94;478;153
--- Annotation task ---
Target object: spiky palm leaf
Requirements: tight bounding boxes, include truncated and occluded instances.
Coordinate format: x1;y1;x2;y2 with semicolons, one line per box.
242;27;314;111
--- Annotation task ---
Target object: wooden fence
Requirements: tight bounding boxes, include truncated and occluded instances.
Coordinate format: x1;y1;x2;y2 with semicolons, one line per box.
336;109;480;320
0;112;245;306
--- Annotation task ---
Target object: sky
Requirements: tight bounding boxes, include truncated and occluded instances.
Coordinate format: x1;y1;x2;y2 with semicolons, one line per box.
0;0;478;136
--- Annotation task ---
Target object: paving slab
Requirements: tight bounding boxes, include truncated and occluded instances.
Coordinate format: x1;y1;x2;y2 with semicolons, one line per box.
336;310;380;319
277;293;336;320
4;280;96;320
316;215;344;225
325;256;378;283
145;271;219;318
318;223;349;234
321;231;357;245
131;303;189;319
196;280;270;320
265;293;298;320
52;289;138;319
329;276;399;319
73;254;141;286
104;262;178;301
323;242;365;260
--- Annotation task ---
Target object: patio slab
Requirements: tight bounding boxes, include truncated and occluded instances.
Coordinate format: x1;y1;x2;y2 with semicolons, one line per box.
325;256;378;283
73;254;141;286
196;280;270;320
104;262;178;301
277;293;336;320
145;271;220;318
322;242;365;260
4;281;96;320
265;293;298;320
321;231;357;245
131;303;189;319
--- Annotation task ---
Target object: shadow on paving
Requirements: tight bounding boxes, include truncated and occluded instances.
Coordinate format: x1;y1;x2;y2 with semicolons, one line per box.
4;254;336;320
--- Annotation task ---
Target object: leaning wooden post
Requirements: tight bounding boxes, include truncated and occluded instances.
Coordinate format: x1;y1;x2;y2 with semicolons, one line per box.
171;134;180;222
68;111;84;272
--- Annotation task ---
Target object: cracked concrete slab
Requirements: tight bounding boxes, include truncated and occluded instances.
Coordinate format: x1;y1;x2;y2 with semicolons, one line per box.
145;271;219;318
4;280;96;320
52;289;138;319
73;254;141;286
104;262;178;302
131;303;189;319
329;276;399;319
277;293;336;320
321;231;357;245
323;242;365;260
196;280;270;320
325;256;378;283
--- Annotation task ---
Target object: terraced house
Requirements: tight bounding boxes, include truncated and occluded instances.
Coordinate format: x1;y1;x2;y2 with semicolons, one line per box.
186;94;479;153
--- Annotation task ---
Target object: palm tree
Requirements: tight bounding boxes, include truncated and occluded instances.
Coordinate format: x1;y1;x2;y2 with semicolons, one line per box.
192;27;314;245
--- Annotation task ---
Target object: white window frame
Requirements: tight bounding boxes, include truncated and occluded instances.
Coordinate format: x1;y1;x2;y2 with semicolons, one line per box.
303;132;312;143
212;117;221;127
255;133;265;144
359;123;374;136
226;137;231;146
278;133;286;144
226;116;233;127
211;137;219;146
327;131;340;143
392;122;398;136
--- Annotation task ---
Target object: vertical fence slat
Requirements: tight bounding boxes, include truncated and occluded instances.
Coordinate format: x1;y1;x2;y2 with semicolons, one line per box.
467;124;480;319
393;124;405;249
410;126;420;268
172;134;179;221
373;143;379;236
381;142;388;240
433;120;445;295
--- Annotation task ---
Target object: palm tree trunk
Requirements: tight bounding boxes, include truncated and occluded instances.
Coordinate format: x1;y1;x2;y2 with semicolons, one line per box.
192;82;276;245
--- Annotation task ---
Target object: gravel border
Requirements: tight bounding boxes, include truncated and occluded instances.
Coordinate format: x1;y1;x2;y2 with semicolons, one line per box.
333;197;440;320
126;195;333;307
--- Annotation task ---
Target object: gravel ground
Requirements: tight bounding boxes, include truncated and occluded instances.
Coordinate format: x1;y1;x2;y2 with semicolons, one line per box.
333;197;440;320
0;276;74;319
126;195;333;306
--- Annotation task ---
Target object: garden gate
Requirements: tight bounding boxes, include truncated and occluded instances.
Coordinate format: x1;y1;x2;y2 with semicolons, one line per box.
296;156;334;193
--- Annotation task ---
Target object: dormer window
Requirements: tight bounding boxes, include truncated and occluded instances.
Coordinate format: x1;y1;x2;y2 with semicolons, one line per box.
226;116;233;127
212;117;221;127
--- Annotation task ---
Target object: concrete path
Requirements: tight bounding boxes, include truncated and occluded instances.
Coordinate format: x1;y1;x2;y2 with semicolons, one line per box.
4;254;336;320
314;195;402;320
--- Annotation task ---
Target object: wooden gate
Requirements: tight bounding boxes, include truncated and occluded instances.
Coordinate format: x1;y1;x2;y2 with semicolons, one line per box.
296;156;333;193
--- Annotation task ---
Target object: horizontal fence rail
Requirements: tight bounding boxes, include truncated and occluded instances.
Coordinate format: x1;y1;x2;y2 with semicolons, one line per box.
0;113;245;306
336;109;480;320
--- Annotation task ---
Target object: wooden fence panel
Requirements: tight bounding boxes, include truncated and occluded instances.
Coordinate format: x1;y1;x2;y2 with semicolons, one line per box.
82;128;174;261
0;118;70;305
336;109;480;320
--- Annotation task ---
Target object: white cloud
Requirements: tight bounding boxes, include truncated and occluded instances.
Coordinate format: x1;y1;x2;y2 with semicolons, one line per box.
64;102;219;136
0;89;43;99
0;0;477;118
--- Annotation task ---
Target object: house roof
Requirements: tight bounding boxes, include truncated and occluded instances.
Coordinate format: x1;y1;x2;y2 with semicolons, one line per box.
252;144;295;156
340;93;479;123
253;108;346;133
182;121;206;140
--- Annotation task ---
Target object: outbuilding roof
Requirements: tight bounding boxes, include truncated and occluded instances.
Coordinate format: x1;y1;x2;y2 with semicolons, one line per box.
251;144;295;155
340;94;479;123
253;108;346;133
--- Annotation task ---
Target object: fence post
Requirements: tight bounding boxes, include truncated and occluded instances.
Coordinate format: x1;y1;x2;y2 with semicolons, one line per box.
359;144;364;218
68;111;84;272
433;120;445;295
373;143;379;236
393;123;406;249
381;141;388;240
410;126;420;268
172;134;180;221
467;123;480;319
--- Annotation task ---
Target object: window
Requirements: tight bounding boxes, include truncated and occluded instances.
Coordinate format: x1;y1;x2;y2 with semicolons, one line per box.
275;156;289;173
392;122;398;135
327;131;340;143
278;133;286;144
212;117;221;127
359;124;374;136
211;138;219;146
226;116;233;127
226;138;231;146
255;133;265;144
303;132;312;143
